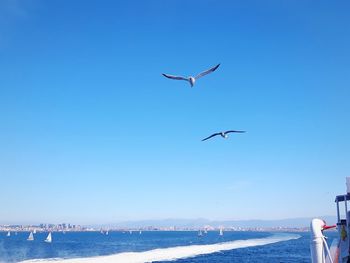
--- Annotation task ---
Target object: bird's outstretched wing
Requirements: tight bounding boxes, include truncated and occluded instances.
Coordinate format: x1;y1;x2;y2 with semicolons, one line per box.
195;64;220;80
162;74;188;81
202;133;220;141
224;130;246;134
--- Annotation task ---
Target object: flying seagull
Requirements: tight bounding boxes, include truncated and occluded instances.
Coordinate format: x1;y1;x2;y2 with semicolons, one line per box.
202;130;246;141
162;63;220;87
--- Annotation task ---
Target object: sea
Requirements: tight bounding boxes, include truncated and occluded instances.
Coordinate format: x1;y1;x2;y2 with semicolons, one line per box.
0;230;337;263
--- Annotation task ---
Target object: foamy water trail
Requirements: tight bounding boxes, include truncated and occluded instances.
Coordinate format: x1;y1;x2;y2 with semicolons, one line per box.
21;234;300;263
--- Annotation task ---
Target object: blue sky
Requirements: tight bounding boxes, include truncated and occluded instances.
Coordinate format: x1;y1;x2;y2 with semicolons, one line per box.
0;0;349;224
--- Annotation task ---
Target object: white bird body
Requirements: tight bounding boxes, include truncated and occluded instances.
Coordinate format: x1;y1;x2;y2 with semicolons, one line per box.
189;77;195;87
162;64;220;87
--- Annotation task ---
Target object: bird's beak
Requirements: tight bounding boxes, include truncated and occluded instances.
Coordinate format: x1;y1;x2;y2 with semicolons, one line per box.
323;225;336;230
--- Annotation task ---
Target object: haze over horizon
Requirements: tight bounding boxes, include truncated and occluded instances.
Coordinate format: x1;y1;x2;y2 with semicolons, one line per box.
1;1;349;224
0;215;337;229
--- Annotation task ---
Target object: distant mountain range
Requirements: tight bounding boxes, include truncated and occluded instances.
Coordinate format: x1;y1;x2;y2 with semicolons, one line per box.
97;216;336;229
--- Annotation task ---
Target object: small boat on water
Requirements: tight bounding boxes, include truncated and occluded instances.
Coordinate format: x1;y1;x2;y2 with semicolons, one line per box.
33;229;37;234
27;232;34;241
105;231;109;235
45;232;52;243
198;230;203;237
6;231;10;237
219;228;223;236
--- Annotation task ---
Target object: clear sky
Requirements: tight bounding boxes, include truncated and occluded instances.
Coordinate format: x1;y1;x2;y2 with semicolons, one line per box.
0;0;349;224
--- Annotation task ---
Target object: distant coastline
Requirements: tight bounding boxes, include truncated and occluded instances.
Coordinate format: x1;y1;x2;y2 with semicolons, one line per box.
0;225;310;233
0;216;336;233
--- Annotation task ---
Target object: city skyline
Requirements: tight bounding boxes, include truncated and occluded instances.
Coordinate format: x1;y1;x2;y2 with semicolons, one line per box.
1;214;336;230
1;1;349;224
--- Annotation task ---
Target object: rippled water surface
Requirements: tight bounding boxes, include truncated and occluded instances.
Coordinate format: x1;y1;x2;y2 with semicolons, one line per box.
0;231;337;262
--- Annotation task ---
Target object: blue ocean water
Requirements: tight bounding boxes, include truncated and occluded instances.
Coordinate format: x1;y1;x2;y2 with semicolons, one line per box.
0;230;337;263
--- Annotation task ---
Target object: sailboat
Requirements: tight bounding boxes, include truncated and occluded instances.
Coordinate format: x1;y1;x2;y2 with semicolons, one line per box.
105;230;109;235
204;229;208;234
27;232;34;241
45;232;52;243
6;231;10;237
33;229;37;234
219;228;223;236
198;230;203;237
139;230;142;235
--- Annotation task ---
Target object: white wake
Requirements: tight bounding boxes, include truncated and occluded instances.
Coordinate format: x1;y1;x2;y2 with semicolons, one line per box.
21;234;300;263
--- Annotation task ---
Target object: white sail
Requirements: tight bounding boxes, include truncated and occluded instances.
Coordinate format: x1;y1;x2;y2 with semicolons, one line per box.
33;229;37;234
198;230;203;236
6;231;10;237
105;231;109;235
139;230;142;234
45;232;52;243
27;232;34;241
219;228;223;236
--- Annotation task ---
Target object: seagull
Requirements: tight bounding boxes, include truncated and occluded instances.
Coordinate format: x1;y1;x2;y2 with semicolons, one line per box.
202;130;246;141
162;63;220;87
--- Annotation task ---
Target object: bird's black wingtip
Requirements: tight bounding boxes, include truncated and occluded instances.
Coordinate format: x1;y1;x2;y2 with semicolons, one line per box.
213;63;221;71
